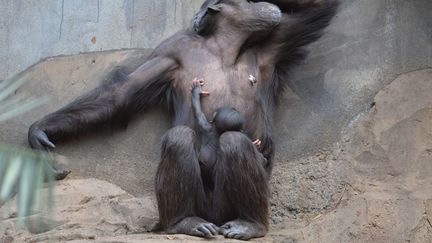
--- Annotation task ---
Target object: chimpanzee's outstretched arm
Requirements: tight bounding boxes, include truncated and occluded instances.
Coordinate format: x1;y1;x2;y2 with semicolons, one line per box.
28;56;178;150
190;79;212;132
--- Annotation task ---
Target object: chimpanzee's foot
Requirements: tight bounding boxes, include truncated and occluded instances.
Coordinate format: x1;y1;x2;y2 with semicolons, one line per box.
220;219;267;240
167;217;219;238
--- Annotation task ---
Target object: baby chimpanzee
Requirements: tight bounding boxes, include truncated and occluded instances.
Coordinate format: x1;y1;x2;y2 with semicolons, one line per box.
191;78;261;184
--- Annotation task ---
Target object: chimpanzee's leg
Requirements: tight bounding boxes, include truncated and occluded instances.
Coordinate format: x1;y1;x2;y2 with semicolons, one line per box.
213;131;269;240
155;125;219;238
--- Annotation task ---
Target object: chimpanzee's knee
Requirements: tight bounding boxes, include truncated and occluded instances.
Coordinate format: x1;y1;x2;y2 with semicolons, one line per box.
156;125;205;227
218;131;266;168
158;125;199;177
161;125;196;152
215;131;269;225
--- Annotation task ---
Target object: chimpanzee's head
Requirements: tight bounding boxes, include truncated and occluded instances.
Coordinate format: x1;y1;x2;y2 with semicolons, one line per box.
192;0;282;36
212;107;245;135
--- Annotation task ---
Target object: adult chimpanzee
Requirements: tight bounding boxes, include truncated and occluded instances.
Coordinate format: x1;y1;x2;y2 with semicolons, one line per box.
28;0;338;240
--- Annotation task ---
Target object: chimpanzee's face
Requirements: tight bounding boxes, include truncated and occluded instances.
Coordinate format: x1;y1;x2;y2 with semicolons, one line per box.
192;0;282;35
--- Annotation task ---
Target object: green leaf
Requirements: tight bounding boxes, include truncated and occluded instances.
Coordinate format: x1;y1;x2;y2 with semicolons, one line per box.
0;77;28;102
18;159;36;224
0;77;55;224
32;159;45;212
0;96;49;123
44;159;55;213
0;155;23;201
0;95;26;113
0;155;5;193
0;154;5;177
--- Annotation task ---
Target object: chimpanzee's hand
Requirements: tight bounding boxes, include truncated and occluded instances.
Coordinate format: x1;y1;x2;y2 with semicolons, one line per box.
191;78;209;97
28;125;71;180
28;125;56;151
252;139;262;149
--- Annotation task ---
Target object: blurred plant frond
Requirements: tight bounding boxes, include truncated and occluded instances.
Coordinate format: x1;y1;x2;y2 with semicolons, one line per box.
0;78;49;122
0;77;54;226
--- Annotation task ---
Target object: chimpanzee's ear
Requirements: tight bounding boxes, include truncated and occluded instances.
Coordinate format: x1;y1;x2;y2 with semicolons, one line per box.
208;4;221;13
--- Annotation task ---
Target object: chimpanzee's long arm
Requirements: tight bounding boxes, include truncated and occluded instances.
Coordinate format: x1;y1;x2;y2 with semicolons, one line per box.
191;81;212;132
251;0;338;175
263;0;339;63
258;0;338;100
28;56;178;150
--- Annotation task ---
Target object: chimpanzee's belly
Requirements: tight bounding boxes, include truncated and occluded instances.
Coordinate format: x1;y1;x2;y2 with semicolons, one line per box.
176;69;261;131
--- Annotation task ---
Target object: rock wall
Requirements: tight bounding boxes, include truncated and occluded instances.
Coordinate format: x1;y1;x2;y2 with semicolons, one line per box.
276;0;432;160
0;0;202;80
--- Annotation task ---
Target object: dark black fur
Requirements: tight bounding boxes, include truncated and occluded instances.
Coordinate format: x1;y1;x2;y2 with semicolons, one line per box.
28;0;339;240
213;107;245;134
156;126;268;237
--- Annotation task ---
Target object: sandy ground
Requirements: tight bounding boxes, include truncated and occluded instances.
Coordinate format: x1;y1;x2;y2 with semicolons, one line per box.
1;66;432;242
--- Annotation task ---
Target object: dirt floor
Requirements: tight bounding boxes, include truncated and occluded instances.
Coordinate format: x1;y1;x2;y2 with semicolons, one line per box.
1;66;432;242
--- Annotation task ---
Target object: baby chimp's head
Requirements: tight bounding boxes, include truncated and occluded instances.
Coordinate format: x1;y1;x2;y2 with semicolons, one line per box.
213;107;245;134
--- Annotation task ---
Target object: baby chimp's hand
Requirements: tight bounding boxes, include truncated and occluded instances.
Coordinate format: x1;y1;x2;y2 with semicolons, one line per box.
191;78;209;96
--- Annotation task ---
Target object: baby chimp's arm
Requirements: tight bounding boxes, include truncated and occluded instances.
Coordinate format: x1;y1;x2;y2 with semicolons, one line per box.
190;78;211;132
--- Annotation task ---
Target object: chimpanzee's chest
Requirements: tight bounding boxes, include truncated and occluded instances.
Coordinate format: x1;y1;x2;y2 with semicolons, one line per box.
176;49;270;121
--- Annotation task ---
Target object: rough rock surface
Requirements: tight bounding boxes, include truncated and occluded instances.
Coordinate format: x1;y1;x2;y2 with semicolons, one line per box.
1;179;158;242
267;69;432;242
2;65;432;242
